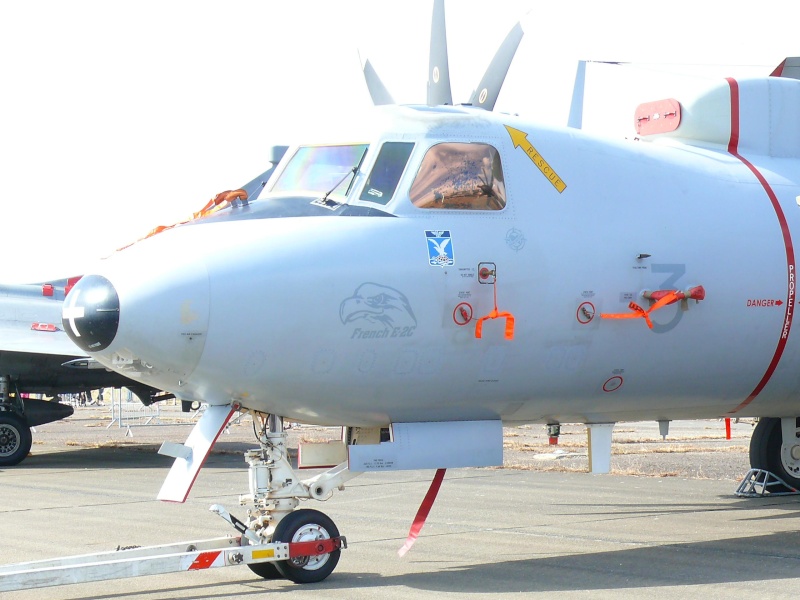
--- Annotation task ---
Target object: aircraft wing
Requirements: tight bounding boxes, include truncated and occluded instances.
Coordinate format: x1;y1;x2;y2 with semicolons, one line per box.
0;321;85;358
0;279;168;404
0;281;85;358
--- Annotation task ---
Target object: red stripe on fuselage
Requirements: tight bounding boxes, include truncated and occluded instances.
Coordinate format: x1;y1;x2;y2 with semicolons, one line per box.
726;78;797;414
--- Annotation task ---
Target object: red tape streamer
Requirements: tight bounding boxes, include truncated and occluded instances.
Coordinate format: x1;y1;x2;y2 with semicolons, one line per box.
600;291;683;330
398;468;446;557
474;283;515;340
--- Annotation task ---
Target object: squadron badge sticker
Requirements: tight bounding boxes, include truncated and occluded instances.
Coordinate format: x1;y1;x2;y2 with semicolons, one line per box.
425;230;455;267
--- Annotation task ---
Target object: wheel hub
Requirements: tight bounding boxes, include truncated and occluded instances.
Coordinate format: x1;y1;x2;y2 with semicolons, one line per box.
287;524;331;570
792;444;800;462
0;424;20;456
781;426;800;477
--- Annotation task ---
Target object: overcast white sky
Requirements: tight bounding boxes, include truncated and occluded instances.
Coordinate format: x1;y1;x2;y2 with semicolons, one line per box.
2;0;799;282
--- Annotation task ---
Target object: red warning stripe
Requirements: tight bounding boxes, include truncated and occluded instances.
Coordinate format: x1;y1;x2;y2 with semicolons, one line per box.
725;78;797;414
188;551;221;570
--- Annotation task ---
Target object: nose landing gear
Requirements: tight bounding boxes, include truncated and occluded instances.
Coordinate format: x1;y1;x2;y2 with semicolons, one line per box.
237;413;358;583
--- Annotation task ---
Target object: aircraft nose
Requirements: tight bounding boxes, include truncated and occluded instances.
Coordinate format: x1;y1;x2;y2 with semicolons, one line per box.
62;275;120;352
61;251;211;391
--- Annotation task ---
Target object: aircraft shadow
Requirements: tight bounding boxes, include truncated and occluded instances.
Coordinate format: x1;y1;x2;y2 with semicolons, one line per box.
7;440;256;471
324;530;800;594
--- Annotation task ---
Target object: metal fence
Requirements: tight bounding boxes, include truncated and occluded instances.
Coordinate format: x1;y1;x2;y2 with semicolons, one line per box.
107;388;163;436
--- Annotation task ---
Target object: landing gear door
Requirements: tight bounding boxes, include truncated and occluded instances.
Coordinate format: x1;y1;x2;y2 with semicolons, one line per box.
157;404;238;503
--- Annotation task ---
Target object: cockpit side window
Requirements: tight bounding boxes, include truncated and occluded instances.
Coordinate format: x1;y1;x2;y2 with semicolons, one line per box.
410;142;506;210
359;142;415;205
270;144;368;197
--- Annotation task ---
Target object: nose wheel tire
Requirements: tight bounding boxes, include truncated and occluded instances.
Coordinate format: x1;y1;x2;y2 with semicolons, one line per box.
241;535;283;580
247;560;283;580
247;552;283;579
749;417;800;492
272;509;341;584
0;413;32;467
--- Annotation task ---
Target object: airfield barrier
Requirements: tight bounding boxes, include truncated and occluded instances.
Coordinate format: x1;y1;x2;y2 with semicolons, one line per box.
56;389;242;435
105;390;241;435
107;388;163;435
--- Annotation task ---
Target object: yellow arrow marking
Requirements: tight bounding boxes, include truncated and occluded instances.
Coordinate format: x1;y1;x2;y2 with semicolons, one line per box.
505;125;566;193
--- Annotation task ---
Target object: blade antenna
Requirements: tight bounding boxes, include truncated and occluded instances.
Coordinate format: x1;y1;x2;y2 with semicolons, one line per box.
468;21;524;111
567;60;586;129
362;57;396;105
427;0;453;106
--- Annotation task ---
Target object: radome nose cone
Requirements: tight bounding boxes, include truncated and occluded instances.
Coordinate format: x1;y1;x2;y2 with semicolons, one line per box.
62;275;120;352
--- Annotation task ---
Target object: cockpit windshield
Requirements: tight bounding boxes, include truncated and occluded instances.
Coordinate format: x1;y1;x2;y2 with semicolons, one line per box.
270;144;369;197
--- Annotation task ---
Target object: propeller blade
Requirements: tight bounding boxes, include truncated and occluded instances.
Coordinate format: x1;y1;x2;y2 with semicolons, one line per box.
468;21;524;110
427;0;453;106
567;60;586;129
363;58;396;105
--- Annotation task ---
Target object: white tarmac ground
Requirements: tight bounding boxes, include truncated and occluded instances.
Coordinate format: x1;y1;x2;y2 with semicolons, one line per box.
1;408;799;599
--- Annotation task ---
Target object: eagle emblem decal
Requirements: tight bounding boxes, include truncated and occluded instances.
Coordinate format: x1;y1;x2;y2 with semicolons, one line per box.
340;283;417;340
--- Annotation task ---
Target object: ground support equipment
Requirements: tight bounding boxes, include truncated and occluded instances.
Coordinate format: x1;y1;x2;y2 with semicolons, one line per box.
735;468;800;497
0;505;345;592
